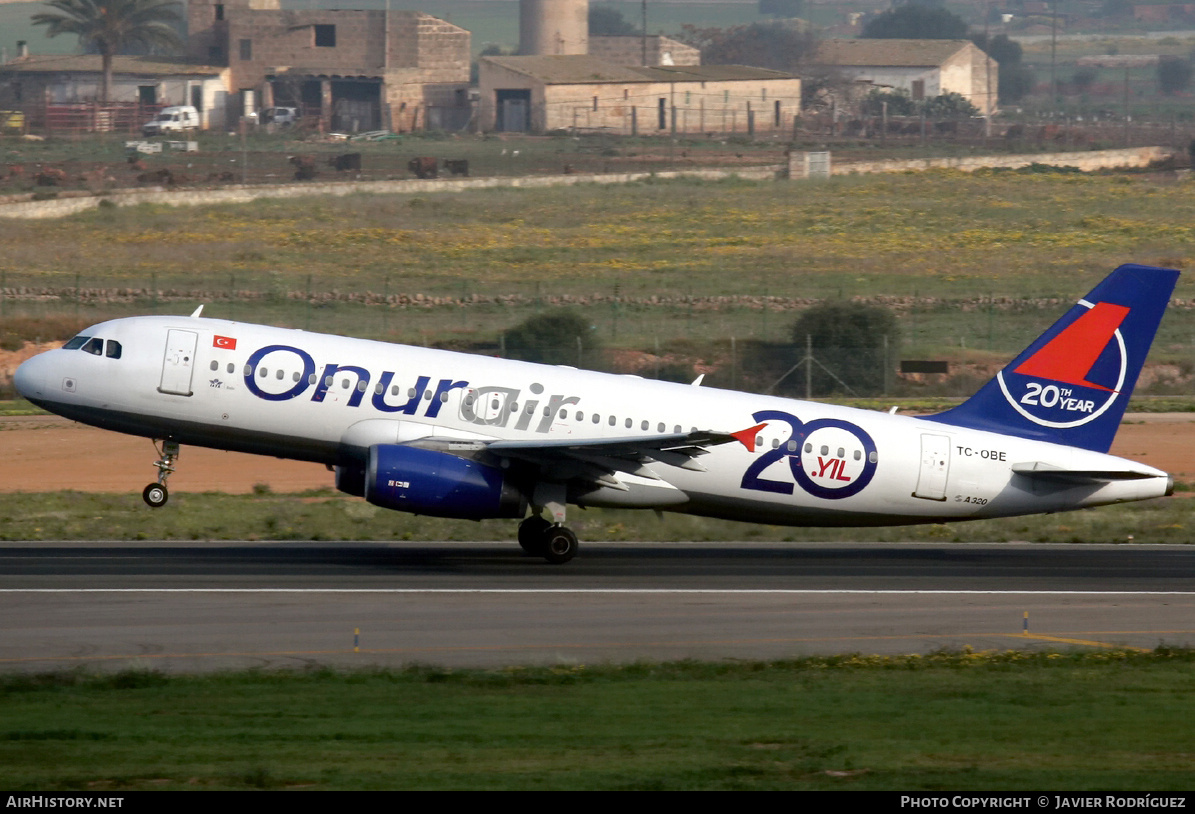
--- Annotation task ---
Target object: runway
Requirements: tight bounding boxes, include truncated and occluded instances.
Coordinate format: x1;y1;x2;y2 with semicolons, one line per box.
2;542;1194;672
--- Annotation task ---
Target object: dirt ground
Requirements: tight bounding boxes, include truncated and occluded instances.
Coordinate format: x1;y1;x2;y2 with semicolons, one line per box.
2;413;1193;496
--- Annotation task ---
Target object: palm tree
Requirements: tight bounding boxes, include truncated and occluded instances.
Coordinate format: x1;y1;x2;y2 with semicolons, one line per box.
31;0;183;103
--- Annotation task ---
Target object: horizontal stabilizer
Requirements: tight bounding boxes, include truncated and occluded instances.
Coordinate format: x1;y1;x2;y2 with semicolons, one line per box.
1011;461;1161;482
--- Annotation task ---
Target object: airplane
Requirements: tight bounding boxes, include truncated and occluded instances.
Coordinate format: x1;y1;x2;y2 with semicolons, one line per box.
12;263;1179;564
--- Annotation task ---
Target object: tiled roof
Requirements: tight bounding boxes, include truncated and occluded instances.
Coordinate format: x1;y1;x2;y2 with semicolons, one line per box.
483;55;796;84
813;39;972;68
1;55;224;76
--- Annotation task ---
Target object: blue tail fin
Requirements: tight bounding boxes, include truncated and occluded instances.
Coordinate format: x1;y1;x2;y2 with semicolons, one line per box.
924;264;1178;452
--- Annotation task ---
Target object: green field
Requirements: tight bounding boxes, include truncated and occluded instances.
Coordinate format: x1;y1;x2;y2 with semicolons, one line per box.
3;651;1194;790
0;487;1190;543
4;168;1195;369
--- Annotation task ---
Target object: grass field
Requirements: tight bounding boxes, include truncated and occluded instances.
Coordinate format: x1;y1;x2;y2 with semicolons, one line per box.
4;170;1195;365
0;488;1189;543
3;650;1194;790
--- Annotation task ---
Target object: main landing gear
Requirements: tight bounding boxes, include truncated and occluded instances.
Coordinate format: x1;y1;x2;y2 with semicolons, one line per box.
517;516;579;564
518;483;578;564
142;440;179;508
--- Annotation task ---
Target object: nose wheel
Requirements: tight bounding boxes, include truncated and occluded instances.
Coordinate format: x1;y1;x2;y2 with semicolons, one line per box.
142;482;169;508
143;440;179;508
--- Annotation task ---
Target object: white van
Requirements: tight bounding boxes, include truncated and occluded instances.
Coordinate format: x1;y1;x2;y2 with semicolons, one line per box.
261;106;299;127
142;106;200;136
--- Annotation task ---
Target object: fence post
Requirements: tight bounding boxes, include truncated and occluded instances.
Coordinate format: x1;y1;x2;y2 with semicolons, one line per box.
805;334;812;400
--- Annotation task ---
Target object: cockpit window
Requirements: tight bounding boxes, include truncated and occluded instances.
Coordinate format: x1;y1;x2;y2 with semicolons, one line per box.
81;337;104;356
63;335;90;350
105;340;122;359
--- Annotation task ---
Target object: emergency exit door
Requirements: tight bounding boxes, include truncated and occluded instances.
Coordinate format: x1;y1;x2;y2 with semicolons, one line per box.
159;329;198;396
913;433;951;501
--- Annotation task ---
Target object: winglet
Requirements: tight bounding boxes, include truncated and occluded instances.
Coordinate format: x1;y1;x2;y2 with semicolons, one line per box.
190;305;205;318
730;422;767;451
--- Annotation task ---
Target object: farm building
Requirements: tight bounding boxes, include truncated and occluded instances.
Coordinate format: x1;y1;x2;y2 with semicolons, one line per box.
478;55;801;135
187;0;471;132
0;52;228;133
811;39;997;116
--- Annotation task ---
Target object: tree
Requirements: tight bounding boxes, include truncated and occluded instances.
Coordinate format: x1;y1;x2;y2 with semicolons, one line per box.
32;0;183;103
861;88;918;116
679;22;817;73
503;310;601;367
589;5;638;37
785;302;898;396
971;32;1035;104
1158;56;1193;95
861;5;969;39
923;91;979;117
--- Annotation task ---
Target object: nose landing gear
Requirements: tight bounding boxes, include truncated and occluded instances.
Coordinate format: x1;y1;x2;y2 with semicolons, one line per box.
143;440;179;508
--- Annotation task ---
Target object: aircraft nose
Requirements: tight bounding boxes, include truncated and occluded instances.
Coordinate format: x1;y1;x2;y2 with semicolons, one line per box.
14;353;49;400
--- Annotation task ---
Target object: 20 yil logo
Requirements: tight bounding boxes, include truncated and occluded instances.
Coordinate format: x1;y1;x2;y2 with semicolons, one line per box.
997;300;1129;429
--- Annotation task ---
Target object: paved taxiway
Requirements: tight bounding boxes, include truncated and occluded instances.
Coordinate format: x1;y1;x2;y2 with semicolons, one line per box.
2;542;1194;672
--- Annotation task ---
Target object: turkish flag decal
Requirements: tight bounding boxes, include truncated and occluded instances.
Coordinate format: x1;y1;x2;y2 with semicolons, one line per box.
213;335;237;350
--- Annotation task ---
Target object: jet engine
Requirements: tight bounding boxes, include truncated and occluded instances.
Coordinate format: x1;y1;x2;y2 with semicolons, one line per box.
363;444;525;520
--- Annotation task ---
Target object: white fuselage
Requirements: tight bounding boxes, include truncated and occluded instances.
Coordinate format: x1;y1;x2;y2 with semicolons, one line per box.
14;315;1170;527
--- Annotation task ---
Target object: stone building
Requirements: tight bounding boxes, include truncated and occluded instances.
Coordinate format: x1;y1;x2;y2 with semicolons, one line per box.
479;55;801;135
187;0;471;132
811;39;997;117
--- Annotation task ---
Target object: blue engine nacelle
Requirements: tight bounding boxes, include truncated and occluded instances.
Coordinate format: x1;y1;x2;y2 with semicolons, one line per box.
364;444;526;520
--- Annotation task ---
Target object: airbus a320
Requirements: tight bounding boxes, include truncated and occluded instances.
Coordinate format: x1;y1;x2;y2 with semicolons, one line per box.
14;264;1178;563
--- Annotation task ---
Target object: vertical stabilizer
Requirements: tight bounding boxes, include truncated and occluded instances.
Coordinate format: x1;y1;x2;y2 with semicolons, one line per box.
924;264;1178;452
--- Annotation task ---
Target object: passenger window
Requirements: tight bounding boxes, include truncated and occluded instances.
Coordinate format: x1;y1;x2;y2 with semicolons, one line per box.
228;363;235;374
641;420;648;431
357;381;367;392
105;340;122;359
244;364;253;376
258;367;268;378
210;361;219;371
658;423;665;433
276;370;285;380
63;335;90;350
608;416;616;426
82;337;104;355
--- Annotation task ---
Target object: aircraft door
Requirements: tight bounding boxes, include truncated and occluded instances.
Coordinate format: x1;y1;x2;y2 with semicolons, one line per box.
158;329;198;396
913;433;950;501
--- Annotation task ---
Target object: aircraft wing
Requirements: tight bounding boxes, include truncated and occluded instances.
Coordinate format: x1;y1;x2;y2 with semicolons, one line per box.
485;430;739;488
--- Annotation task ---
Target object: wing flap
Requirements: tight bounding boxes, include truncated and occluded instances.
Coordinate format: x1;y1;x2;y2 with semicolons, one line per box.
486;430;735;486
